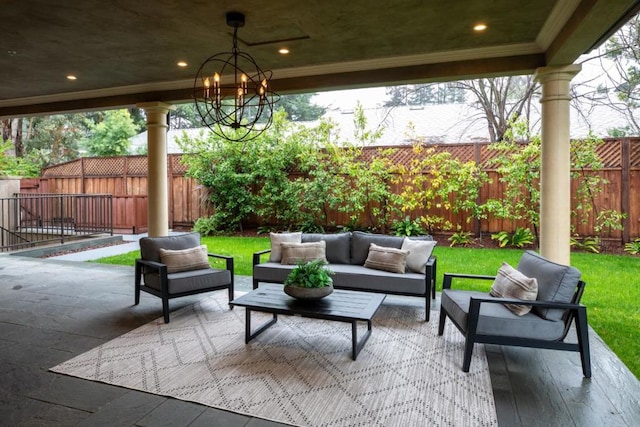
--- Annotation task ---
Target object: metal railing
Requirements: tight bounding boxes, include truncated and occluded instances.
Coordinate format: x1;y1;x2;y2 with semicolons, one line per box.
0;193;113;252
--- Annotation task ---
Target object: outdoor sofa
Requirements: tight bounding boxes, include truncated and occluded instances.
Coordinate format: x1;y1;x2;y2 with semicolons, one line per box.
253;231;437;321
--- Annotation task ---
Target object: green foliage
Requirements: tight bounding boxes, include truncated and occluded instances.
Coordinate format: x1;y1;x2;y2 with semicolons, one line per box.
284;259;334;288
482;119;540;238
624;238;640;255
448;229;473;247
393;136;487;233
278;94;326;121
491;227;534;248
23;114;88;167
570;236;601;254
193;216;222;236
391;216;425;237
85;109;138;156
0;140;40;177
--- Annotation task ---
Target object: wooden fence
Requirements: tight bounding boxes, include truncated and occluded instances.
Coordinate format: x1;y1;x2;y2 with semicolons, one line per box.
21;138;640;240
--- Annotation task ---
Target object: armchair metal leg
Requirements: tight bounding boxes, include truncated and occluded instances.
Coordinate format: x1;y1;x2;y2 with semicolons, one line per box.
134;263;141;305
162;296;170;323
576;307;592;378
438;310;447;335
462;340;474;372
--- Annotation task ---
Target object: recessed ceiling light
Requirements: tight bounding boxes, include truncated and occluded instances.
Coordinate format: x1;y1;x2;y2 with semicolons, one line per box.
177;61;188;67
66;75;77;80
7;50;17;56
278;48;290;55
474;23;487;32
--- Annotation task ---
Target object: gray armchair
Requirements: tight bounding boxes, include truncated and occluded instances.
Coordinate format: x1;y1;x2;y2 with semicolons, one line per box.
134;232;234;323
438;250;591;377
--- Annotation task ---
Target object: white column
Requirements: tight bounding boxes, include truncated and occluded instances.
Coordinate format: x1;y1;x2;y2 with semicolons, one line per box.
534;65;581;264
137;102;175;237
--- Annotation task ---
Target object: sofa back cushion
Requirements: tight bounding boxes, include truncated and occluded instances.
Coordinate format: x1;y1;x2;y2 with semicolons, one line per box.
302;232;351;264
516;250;582;321
269;232;302;262
140;232;202;263
351;231;405;265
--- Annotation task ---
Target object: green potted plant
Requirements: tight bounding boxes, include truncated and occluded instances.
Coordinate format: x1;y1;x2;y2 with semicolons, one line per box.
284;259;334;300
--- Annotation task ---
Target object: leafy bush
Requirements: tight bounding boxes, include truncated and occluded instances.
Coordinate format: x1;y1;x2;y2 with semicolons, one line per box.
449;230;473;247
624;238;640;255
391;216;426;237
570;236;601;253
491;227;535;248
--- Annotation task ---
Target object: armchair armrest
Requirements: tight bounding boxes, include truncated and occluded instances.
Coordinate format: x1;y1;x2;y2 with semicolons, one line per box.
253;249;271;266
442;272;495;290
469;296;585;311
134;258;168;286
208;253;234;274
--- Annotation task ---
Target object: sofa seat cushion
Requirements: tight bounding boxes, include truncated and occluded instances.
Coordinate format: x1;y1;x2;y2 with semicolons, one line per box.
441;289;565;341
144;268;231;294
253;263;427;295
302;232;351;264
516;250;581;321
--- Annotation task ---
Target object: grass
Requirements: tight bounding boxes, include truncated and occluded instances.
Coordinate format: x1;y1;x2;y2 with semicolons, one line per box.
93;237;640;379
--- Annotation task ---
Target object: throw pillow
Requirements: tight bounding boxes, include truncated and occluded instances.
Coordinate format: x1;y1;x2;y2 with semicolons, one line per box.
401;238;437;273
364;243;409;274
159;245;210;274
269;232;302;262
280;241;327;265
490;262;539;316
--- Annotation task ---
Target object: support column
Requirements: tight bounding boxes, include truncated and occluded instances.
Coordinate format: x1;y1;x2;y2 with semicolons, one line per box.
534;65;581;264
137;102;175;237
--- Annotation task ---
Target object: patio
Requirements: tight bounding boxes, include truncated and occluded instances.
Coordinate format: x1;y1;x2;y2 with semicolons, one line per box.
1;253;638;426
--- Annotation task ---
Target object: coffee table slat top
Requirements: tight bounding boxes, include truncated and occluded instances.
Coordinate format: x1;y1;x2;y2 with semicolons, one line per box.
231;284;385;322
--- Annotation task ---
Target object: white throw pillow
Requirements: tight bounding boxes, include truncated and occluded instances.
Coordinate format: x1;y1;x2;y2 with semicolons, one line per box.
269;232;302;262
490;262;538;316
401;238;437;274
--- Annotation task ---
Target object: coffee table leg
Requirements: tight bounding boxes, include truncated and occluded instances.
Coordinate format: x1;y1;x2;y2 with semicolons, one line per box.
245;309;278;344
352;319;373;360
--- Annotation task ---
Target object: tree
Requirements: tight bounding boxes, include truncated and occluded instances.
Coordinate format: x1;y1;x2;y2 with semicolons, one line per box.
22;114;90;168
452;76;538;141
384;83;465;107
278;93;326;121
85;110;138;156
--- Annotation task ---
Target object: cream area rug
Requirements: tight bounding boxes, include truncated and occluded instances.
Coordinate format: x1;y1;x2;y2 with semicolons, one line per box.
51;292;497;427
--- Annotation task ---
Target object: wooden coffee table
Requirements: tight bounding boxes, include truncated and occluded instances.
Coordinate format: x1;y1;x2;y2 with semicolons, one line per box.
230;284;386;360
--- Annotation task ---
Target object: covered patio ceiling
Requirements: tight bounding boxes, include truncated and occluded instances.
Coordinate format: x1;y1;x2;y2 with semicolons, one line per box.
2;0;640;118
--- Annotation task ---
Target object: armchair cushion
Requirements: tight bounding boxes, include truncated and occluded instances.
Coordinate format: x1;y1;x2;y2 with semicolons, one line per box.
364;243;408;274
441;289;566;341
269;232;302;262
516;251;581;321
139;232;201;263
159;245;210;273
490;262;538;316
144;268;232;294
280;241;327;264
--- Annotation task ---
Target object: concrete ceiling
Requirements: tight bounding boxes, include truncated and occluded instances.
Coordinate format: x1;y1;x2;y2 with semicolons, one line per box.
1;0;639;117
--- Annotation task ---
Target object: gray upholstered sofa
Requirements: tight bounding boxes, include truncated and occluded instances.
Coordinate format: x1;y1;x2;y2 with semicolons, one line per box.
252;231;437;321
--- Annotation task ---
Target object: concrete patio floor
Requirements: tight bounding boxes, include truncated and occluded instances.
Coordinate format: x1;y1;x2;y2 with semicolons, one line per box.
0;251;638;426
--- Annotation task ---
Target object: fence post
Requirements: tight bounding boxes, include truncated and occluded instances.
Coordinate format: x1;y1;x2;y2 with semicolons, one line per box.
621;138;630;243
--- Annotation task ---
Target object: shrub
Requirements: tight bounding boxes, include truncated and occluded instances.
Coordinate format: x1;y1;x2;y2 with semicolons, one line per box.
449;230;473;247
624;238;640;255
391;216;426;237
491;227;535;248
570;236;601;254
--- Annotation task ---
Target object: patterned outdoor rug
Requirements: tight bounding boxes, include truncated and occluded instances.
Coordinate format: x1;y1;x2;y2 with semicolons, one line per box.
51;293;497;426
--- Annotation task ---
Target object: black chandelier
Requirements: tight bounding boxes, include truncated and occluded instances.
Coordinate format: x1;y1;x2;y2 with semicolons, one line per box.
193;12;278;142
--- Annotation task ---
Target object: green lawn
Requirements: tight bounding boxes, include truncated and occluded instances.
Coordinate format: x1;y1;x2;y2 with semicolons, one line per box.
93;237;640;379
